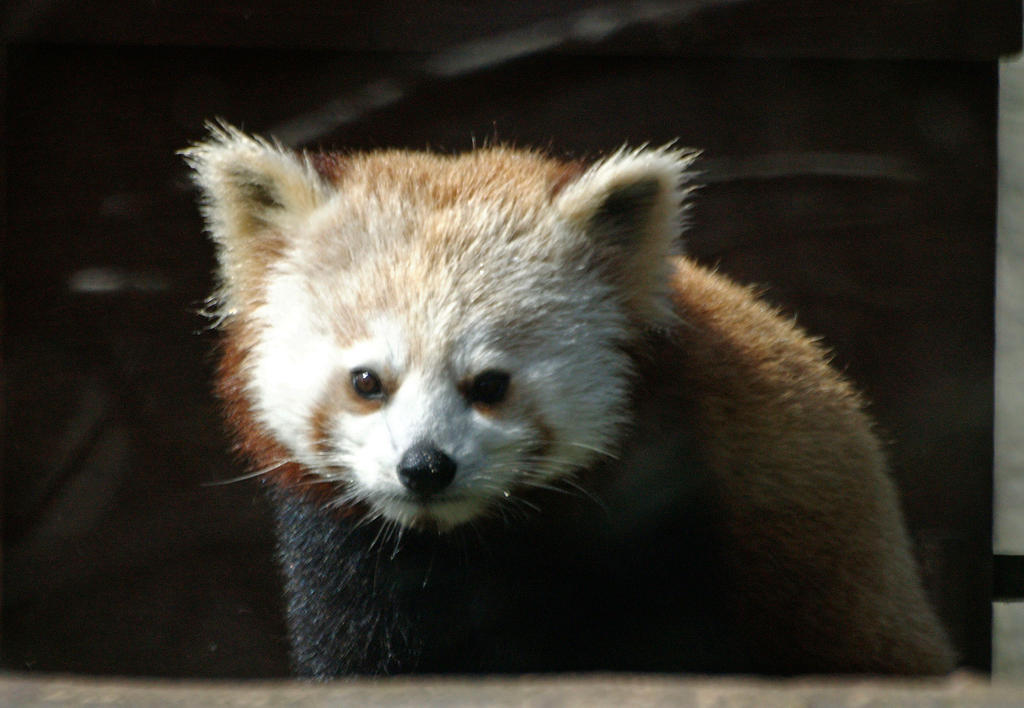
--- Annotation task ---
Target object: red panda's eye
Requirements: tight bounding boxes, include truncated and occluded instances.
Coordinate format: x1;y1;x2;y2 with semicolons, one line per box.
467;370;510;406
351;369;384;399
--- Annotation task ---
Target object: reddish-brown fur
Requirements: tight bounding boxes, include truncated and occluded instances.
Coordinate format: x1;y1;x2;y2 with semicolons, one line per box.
663;258;952;673
216;320;342;508
190;131;954;675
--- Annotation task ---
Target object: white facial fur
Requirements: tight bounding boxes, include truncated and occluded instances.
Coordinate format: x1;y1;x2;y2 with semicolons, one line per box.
249;233;636;531
248;269;340;457
185;127;694;531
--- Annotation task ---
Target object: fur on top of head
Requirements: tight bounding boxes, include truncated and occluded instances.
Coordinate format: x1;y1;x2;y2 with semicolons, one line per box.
185;123;696;531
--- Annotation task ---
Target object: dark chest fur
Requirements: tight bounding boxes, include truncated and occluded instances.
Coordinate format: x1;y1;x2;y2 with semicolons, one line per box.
267;449;737;677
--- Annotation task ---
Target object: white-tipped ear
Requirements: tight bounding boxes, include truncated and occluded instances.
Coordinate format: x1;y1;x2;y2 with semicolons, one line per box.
181;123;331;309
556;146;697;326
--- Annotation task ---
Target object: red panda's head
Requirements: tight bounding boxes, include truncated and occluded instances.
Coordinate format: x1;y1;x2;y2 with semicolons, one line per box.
184;124;696;531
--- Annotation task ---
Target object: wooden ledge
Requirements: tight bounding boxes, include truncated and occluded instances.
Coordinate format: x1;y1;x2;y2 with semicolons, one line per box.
1;672;1021;707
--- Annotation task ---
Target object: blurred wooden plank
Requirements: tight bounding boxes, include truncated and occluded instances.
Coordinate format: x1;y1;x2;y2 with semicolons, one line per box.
0;673;1020;707
2;0;1020;59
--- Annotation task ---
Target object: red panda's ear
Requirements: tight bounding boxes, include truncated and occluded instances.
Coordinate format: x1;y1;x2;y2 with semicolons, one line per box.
181;122;331;310
555;146;698;327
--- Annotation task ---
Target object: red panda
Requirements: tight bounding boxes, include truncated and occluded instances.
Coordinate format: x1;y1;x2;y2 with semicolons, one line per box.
183;124;954;677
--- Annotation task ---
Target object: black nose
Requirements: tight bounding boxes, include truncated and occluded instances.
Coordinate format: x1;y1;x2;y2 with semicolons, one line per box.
397;441;457;496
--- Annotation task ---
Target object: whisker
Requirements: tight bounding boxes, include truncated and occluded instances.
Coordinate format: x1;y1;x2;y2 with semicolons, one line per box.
389;523;407;560
562;440;621;461
510;496;541;513
559;477;609;513
201;458;302;486
368;515;391;552
515;478;570;495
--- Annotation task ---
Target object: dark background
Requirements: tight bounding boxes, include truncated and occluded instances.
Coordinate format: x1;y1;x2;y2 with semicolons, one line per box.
2;0;1019;677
